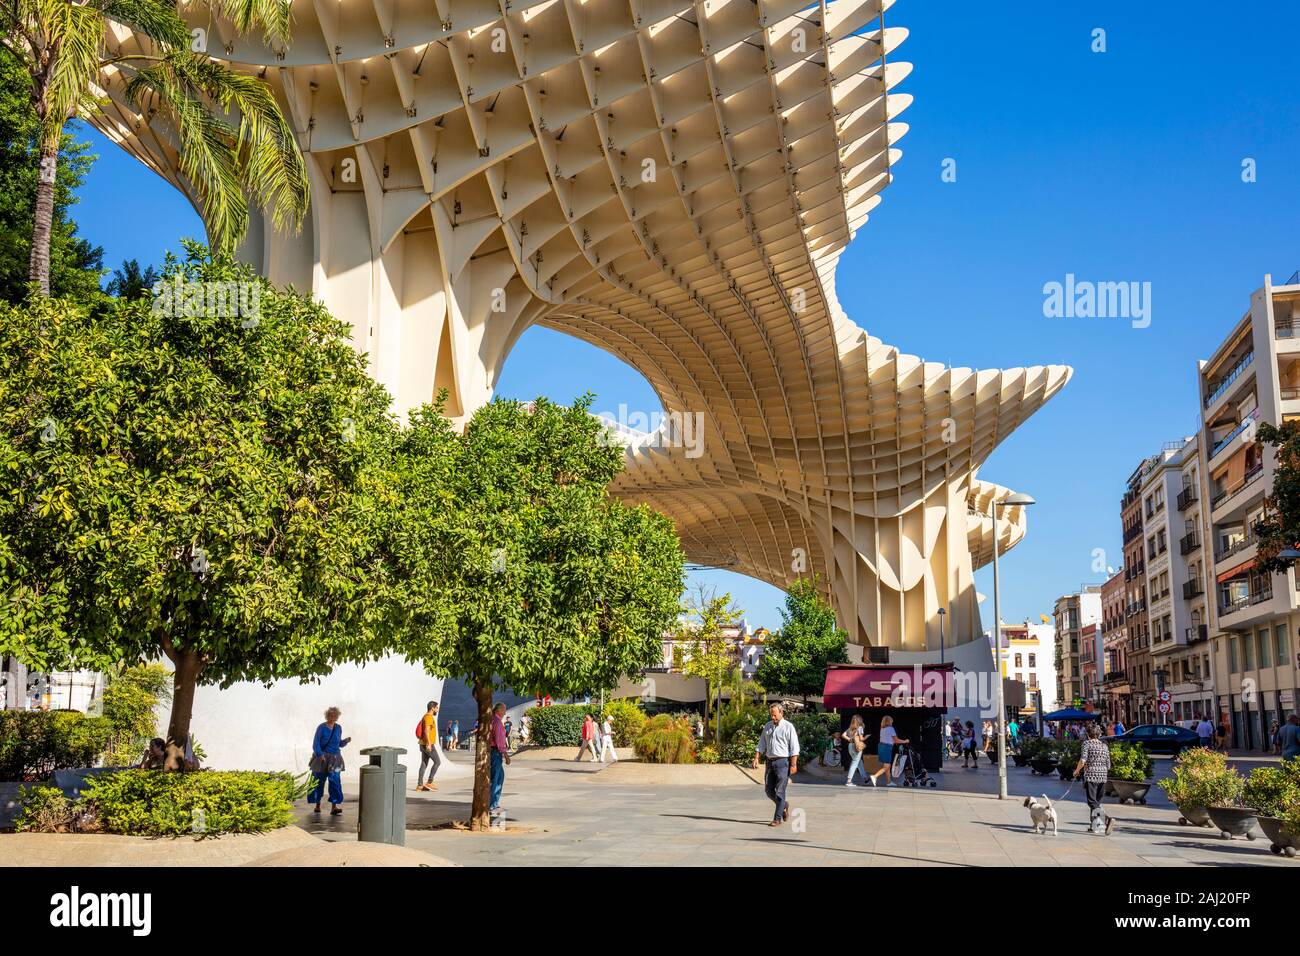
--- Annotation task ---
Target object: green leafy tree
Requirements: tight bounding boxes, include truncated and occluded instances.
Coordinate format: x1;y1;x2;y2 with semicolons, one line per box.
755;576;849;704
0;244;397;747
0;50;102;303
675;586;744;748
386;396;685;829
1253;421;1300;573
0;0;306;294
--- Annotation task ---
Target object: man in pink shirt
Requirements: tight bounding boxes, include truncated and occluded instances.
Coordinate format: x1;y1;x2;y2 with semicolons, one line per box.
490;702;511;818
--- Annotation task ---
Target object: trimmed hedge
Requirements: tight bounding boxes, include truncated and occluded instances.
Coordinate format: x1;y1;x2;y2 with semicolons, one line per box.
525;704;595;747
15;770;309;836
0;711;113;781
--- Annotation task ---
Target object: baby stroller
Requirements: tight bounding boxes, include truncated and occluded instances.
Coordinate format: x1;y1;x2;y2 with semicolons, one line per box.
893;742;938;788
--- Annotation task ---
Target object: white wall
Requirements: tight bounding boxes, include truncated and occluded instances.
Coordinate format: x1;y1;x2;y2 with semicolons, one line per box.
184;655;467;777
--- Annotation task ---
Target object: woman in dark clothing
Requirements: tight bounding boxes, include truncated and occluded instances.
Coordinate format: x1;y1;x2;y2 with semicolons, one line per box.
308;706;351;815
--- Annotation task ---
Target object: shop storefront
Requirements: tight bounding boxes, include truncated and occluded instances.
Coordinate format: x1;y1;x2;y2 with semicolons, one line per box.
822;663;957;771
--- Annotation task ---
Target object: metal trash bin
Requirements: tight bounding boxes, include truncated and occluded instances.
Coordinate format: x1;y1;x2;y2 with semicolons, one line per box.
358;746;407;846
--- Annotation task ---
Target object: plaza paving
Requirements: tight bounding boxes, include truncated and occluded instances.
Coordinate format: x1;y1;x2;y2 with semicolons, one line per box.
293;750;1295;867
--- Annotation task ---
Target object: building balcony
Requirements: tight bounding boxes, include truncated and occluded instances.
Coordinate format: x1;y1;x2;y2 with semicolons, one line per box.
1210;463;1264;511
1176;485;1198;511
1209;410;1261;462
1185;624;1209;644
1123;523;1145;544
1219;585;1273;618
1203;350;1254;409
1179;531;1201;555
1278;319;1300;340
1125;599;1147;617
1183;578;1204;599
1215;532;1256;564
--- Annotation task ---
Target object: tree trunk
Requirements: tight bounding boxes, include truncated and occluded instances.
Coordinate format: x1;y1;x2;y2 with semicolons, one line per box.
28;141;58;296
469;676;494;831
4;657;27;710
165;647;203;757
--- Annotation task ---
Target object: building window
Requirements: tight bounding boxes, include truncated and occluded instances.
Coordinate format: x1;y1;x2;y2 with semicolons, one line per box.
1277;625;1290;664
1029;653;1037;667
1015;653;1023;667
1258;629;1271;668
1229;637;1238;675
1243;634;1254;671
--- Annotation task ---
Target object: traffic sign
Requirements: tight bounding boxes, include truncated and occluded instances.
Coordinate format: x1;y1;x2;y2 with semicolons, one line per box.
1159;690;1171;702
1158;701;1171;713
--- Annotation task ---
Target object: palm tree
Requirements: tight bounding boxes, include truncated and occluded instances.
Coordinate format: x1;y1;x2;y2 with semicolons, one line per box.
1;0;306;295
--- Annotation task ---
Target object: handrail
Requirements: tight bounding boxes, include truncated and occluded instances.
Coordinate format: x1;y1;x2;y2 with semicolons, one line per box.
1204;351;1254;408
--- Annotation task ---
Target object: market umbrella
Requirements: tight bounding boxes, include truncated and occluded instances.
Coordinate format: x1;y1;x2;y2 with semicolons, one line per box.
1042;708;1104;722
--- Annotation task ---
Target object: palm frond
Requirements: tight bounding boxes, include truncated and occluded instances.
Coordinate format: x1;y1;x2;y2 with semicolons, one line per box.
41;1;106;145
208;0;293;49
96;0;190;50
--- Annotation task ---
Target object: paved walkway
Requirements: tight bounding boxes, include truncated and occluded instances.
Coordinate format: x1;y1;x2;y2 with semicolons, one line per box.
292;751;1294;867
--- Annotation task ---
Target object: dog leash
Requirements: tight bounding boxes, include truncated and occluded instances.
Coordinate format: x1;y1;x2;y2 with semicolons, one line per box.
1057;780;1076;801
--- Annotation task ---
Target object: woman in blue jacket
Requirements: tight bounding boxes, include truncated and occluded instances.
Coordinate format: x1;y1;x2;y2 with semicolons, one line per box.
308;706;351;815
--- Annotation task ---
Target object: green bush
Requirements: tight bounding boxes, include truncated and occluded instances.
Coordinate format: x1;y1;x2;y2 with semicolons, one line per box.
788;712;838;763
603;698;647;747
722;734;758;765
100;665;171;767
1159;747;1243;809
719;707;765;747
0;711;113;781
1107;742;1154;781
696;745;720;764
1018;737;1055;762
633;714;695;764
85;770;307;836
524;704;596;747
1053;740;1082;768
1243;763;1300;818
13;785;94;833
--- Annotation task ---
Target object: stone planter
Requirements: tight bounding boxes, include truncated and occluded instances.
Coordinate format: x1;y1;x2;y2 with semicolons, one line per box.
1206;806;1259;840
1108;778;1152;805
0;782;24;830
1177;804;1215;827
1011;752;1030;768
1030;758;1058;776
1257;816;1300;857
1056;762;1075;781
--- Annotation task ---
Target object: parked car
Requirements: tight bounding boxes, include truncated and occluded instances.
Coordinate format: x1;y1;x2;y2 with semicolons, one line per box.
1106;724;1200;755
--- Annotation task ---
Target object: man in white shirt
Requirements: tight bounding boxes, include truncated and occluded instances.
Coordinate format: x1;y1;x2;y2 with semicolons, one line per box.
1195;714;1215;748
751;703;800;827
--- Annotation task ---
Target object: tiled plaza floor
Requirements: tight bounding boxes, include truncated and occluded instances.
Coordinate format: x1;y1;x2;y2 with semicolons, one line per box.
294;751;1295;867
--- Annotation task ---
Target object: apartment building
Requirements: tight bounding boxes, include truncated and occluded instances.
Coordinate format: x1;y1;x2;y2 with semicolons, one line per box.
1100;568;1131;722
1121;458;1154;723
1053;586;1103;708
990;620;1058;718
1139;437;1215;724
1196;274;1300;749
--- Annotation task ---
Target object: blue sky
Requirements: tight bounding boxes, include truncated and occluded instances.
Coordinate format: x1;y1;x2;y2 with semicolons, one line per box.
70;0;1300;633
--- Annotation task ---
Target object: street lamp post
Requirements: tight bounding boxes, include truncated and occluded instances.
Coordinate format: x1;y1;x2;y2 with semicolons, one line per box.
991;492;1036;801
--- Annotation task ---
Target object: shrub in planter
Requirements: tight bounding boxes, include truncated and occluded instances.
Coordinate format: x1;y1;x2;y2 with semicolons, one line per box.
633;715;696;764
696;745;721;764
1243;764;1300;819
1053;740;1081;767
1108;742;1154;781
602;699;647;747
0;711;113;781
523;704;591;747
1016;737;1053;762
1159;747;1243;809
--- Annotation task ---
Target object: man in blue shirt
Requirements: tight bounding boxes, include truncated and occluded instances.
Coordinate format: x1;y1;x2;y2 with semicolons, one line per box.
1281;713;1300;762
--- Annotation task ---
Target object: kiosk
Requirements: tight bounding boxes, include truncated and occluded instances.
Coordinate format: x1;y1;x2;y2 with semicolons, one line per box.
823;663;958;771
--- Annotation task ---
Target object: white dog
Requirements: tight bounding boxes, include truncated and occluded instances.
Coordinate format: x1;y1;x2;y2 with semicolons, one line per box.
1023;794;1058;835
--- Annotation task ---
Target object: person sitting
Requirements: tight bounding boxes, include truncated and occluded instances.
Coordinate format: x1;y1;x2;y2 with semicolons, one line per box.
136;737;167;769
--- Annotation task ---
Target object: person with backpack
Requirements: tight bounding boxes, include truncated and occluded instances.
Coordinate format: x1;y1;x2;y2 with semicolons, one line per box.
416;700;441;791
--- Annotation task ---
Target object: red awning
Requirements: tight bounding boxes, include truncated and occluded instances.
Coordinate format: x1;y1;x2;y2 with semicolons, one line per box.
1217;558;1255;583
822;665;956;709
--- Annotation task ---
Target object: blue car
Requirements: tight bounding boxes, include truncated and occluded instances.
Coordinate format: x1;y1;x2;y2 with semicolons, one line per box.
1106;724;1201;755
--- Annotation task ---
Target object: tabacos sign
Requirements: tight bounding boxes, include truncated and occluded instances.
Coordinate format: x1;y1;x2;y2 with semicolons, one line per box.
827;667;957;709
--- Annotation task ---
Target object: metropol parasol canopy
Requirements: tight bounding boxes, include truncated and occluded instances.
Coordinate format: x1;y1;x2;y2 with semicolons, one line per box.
95;0;1070;654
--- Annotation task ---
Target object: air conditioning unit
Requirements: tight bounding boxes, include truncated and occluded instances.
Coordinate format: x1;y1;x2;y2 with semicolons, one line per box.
866;646;890;664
